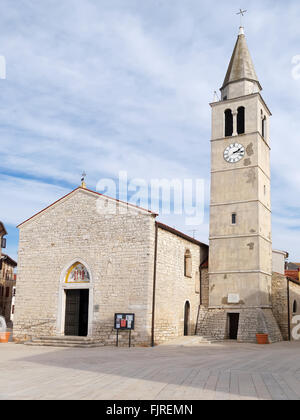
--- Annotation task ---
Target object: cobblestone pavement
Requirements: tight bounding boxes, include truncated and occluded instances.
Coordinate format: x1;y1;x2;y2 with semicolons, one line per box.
1;337;300;400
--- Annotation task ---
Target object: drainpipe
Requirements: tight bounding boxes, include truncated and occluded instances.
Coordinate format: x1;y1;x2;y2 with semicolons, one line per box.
195;264;202;335
287;278;291;341
151;222;158;347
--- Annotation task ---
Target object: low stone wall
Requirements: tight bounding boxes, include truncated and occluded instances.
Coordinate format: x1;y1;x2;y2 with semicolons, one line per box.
197;307;282;343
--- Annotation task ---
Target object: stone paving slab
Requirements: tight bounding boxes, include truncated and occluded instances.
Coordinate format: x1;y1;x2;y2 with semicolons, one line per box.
1;339;300;400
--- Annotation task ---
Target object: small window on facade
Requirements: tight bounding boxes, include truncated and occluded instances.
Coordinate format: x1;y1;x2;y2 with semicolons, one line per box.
293;300;297;314
5;287;10;298
262;116;266;138
225;109;233;137
232;213;237;225
184;250;192;278
237;106;245;135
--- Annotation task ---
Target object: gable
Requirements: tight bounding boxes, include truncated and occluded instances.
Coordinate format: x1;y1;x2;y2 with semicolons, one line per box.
18;187;157;229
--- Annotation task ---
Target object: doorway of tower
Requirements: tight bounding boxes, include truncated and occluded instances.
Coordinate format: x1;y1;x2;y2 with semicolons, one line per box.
228;313;239;340
184;301;190;336
64;289;89;337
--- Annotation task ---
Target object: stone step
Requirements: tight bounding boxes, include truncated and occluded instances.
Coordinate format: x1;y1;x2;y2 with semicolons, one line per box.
32;336;97;342
25;341;104;348
24;336;105;348
197;336;219;344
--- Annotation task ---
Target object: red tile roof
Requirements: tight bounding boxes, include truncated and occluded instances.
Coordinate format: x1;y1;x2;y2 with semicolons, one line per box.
285;270;299;281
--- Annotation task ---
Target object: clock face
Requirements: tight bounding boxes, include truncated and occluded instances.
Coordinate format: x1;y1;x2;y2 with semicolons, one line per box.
224;143;245;163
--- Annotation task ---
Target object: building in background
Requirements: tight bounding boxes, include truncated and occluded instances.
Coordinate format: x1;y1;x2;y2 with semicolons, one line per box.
271;250;300;341
286;262;300;274
0;255;17;326
0;221;7;259
0;221;18;326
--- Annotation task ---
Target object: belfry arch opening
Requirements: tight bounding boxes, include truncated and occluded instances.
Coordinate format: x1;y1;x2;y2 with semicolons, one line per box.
224;109;233;137
237;106;245;135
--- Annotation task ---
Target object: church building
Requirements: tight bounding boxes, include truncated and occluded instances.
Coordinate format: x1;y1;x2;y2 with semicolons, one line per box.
13;25;300;346
13;186;208;346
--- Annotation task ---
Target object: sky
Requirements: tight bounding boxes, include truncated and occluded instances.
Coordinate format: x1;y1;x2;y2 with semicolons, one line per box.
0;0;300;263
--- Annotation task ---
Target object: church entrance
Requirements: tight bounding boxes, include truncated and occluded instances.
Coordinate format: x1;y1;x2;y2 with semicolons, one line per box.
64;289;89;337
184;301;190;336
228;313;239;340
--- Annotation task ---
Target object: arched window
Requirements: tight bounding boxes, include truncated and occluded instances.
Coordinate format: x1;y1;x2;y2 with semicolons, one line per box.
184;250;192;278
293;300;297;314
262;116;266;138
237;106;245;135
224;109;233;137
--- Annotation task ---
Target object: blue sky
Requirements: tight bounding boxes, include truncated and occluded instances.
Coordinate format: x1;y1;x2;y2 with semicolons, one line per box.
0;0;300;262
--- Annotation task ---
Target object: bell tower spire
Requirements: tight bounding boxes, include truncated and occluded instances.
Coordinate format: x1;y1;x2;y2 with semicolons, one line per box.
221;25;262;100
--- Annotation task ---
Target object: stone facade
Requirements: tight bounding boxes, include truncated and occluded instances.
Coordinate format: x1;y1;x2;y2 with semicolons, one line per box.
197;307;282;343
271;272;289;341
154;225;208;344
14;188;156;346
271;271;300;341
200;267;209;308
13;188;208;347
289;281;300;340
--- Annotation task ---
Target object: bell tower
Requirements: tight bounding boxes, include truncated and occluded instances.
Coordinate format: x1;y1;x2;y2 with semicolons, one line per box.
205;26;282;342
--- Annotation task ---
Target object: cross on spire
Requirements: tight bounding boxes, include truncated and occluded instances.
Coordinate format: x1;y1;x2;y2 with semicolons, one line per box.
81;171;87;188
236;8;247;27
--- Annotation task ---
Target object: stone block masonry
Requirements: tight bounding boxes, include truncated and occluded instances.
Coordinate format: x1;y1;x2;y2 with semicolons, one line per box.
13;188;208;347
154;226;207;344
197;307;282;343
13;188;156;346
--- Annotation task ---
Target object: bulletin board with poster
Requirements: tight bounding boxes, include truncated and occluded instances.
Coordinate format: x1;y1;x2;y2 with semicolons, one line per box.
114;314;135;347
114;314;135;330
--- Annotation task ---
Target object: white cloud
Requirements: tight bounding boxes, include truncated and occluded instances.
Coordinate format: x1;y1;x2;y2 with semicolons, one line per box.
0;0;300;260
0;176;68;226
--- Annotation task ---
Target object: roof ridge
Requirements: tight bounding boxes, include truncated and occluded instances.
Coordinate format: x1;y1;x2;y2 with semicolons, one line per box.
18;187;157;228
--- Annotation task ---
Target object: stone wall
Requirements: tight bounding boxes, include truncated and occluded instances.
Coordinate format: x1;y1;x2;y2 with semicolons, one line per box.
197;307;282;343
154;226;207;344
271;272;289;341
200;267;209;308
13;188;156;346
289;280;300;341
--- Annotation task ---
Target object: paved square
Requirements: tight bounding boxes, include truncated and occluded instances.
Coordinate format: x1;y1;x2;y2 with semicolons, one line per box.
1;337;300;400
